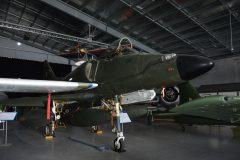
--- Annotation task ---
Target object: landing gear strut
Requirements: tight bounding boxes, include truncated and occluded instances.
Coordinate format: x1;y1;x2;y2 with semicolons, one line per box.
45;93;62;138
147;113;153;125
113;95;126;152
44;93;54;138
45;121;55;137
147;107;157;125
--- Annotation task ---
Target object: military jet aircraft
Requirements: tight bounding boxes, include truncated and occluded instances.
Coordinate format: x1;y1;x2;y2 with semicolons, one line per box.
0;43;214;152
149;82;240;128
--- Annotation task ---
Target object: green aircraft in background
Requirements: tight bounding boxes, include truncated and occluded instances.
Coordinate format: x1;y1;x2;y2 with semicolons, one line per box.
150;83;240;127
0;43;214;152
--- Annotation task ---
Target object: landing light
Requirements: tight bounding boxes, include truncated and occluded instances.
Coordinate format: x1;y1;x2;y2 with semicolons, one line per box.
17;42;21;46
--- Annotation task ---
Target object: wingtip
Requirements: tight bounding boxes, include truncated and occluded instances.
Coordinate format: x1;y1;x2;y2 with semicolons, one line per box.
88;83;98;89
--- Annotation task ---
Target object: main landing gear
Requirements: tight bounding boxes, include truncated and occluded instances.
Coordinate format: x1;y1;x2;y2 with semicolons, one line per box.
113;95;126;152
44;93;63;139
147;107;157;125
44;93;54;139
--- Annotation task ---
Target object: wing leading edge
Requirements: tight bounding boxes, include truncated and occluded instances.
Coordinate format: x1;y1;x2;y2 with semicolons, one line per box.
0;78;98;93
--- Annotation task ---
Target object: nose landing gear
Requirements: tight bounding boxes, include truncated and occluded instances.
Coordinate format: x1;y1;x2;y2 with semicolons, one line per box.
114;136;125;152
113;95;126;153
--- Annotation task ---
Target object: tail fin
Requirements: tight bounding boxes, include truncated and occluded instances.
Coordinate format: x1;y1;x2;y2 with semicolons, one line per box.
43;60;58;80
178;82;200;105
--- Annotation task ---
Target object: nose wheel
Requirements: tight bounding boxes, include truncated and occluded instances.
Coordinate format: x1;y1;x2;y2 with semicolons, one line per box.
114;136;126;152
113;95;128;153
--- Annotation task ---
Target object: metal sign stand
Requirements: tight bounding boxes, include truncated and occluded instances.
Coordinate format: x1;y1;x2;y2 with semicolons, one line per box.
0;121;11;147
0;112;17;147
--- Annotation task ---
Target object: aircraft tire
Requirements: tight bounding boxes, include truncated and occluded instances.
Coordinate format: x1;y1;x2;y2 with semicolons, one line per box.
114;138;125;153
45;125;55;136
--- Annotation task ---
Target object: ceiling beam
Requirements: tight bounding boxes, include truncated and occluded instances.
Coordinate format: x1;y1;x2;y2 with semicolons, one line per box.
11;0;80;32
219;0;240;23
120;0;207;57
0;10;73;51
143;1;166;13
33;22;51;43
0;31;60;55
167;0;233;52
0;32;74;65
4;0;11;21
39;0;160;54
11;0;27;37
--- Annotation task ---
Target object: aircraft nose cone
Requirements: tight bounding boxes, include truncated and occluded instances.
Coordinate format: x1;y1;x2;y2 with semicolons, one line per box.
177;55;214;80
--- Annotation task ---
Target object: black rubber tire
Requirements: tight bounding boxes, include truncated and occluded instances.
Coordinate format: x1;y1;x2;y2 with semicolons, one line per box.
114;138;125;153
45;125;55;136
147;114;153;125
90;126;99;133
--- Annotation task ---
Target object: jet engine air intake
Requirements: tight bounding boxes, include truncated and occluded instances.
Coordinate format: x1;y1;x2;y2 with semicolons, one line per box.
153;87;180;111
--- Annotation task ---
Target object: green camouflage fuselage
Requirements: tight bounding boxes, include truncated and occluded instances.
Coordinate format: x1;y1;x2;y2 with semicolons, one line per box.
64;54;182;99
171;95;240;125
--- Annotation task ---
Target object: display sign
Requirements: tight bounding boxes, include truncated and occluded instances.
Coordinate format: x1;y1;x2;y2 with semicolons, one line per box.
120;112;131;123
0;112;17;121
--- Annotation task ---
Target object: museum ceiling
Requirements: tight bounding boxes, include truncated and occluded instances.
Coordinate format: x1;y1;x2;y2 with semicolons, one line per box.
0;0;239;59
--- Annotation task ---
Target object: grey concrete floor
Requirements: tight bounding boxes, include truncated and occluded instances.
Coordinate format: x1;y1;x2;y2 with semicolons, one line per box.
0;121;240;160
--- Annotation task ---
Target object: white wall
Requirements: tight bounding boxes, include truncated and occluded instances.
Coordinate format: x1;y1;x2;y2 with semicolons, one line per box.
191;56;240;87
0;36;75;65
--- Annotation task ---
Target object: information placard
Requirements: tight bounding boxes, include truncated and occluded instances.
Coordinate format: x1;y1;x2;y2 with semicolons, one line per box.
0;112;17;121
120;112;131;123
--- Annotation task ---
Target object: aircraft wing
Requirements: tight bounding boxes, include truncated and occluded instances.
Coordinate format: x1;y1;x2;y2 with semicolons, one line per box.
0;78;98;106
0;92;97;106
0;78;97;93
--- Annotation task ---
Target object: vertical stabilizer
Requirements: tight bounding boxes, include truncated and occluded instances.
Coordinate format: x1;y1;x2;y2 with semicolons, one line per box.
43;60;58;80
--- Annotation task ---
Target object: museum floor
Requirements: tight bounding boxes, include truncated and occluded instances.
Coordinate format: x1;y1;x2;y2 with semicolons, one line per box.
0;121;240;160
